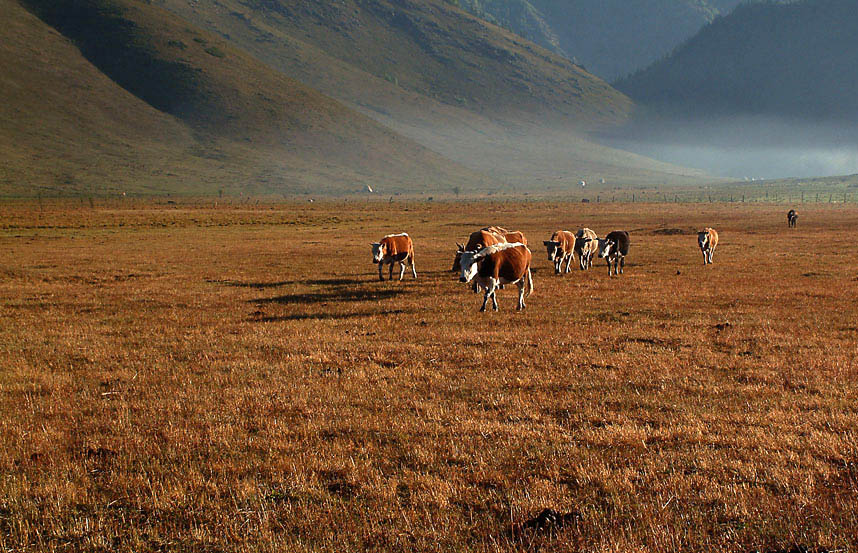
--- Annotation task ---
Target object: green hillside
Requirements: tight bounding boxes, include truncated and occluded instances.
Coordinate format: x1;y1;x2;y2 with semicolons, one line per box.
616;0;858;122
1;0;488;197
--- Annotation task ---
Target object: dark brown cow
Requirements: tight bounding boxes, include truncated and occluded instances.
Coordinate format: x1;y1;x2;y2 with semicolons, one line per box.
543;230;576;274
592;230;630;276
458;243;533;311
788;209;798;228
371;233;416;281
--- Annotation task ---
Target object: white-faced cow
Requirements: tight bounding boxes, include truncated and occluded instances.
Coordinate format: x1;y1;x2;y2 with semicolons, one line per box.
697;228;719;265
543;230;576;274
587;230;630;276
788;209;798;228
452;227;507;272
574;228;598;270
459;243;533;311
371;233;416;282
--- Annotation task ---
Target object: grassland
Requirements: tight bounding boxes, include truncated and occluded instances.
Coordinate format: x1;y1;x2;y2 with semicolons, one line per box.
1;200;857;552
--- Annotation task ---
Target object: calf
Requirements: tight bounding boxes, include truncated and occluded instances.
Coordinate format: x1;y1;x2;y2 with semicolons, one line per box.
697;228;719;265
543;230;576;274
459;243;533;311
592;231;630;276
787;209;798;228
371;233;416;281
574;228;598;270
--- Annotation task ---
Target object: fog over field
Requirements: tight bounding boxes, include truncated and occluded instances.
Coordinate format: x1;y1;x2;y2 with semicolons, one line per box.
604;116;858;179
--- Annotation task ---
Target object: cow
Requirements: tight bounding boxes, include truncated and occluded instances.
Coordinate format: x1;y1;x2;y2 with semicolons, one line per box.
697;228;718;265
574;228;598;270
543;230;576;274
452;227;507;272
371;233;416;282
458;243;533;311
788;209;798;228
585;230;630;276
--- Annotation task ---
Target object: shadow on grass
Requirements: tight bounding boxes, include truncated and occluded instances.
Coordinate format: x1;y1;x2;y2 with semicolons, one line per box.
210;277;373;288
253;281;413;305
255;309;408;322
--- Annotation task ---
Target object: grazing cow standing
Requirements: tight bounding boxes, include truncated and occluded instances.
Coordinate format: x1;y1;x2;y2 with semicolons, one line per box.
459;243;533;311
697;228;719;265
543;230;576;274
574;228;598;270
371;233;416;281
787;209;798;228
452;227;507;272
589;231;630;276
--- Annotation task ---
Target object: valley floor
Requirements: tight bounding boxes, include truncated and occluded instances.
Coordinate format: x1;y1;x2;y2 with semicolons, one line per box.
1;200;857;552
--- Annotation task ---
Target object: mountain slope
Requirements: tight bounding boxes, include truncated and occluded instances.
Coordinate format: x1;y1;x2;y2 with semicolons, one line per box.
160;0;630;128
615;0;858;122
1;0;487;196
156;0;707;187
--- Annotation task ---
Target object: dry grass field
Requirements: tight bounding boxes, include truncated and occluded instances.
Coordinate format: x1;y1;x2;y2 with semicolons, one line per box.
1;200;857;552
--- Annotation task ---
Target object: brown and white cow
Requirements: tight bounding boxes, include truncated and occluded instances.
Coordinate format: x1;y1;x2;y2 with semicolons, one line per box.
697;228;718;265
452;226;528;272
452;227;506;272
543;230;576;274
574;228;598;270
459;243;533;311
787;209;798;228
371;233;416;281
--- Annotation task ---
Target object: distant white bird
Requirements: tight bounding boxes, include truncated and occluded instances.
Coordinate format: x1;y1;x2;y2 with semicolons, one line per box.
366;184;374;193
599;178;606;185
579;180;586;187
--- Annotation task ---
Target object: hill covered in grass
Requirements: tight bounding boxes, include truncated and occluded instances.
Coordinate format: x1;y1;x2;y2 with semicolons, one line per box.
156;0;706;189
1;0;488;197
616;0;858;122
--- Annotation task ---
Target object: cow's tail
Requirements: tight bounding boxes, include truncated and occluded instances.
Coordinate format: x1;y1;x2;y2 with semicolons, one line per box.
525;264;534;297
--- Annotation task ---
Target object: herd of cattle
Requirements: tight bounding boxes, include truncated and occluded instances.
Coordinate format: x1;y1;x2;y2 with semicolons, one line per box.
370;209;799;312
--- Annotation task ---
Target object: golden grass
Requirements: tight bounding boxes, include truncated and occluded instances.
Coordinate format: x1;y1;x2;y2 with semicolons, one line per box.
1;200;857;552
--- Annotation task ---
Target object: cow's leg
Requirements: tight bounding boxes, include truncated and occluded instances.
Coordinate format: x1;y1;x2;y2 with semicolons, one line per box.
389;262;394;281
480;286;491;312
517;280;525;310
708;250;714;264
619;256;625;274
607;258;612;276
411;256;417;279
565;254;573;273
554;258;560;274
491;289;499;311
378;262;384;281
702;249;708;265
398;262;406;281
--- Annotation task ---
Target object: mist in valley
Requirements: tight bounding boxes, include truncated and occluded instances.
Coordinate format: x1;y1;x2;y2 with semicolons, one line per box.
601;115;858;179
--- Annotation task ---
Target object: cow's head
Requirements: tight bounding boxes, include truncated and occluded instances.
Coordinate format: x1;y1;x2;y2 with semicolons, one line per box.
371;242;385;263
459;250;480;283
542;240;563;261
451;242;466;272
543;240;562;261
698;231;709;249
597;238;614;259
